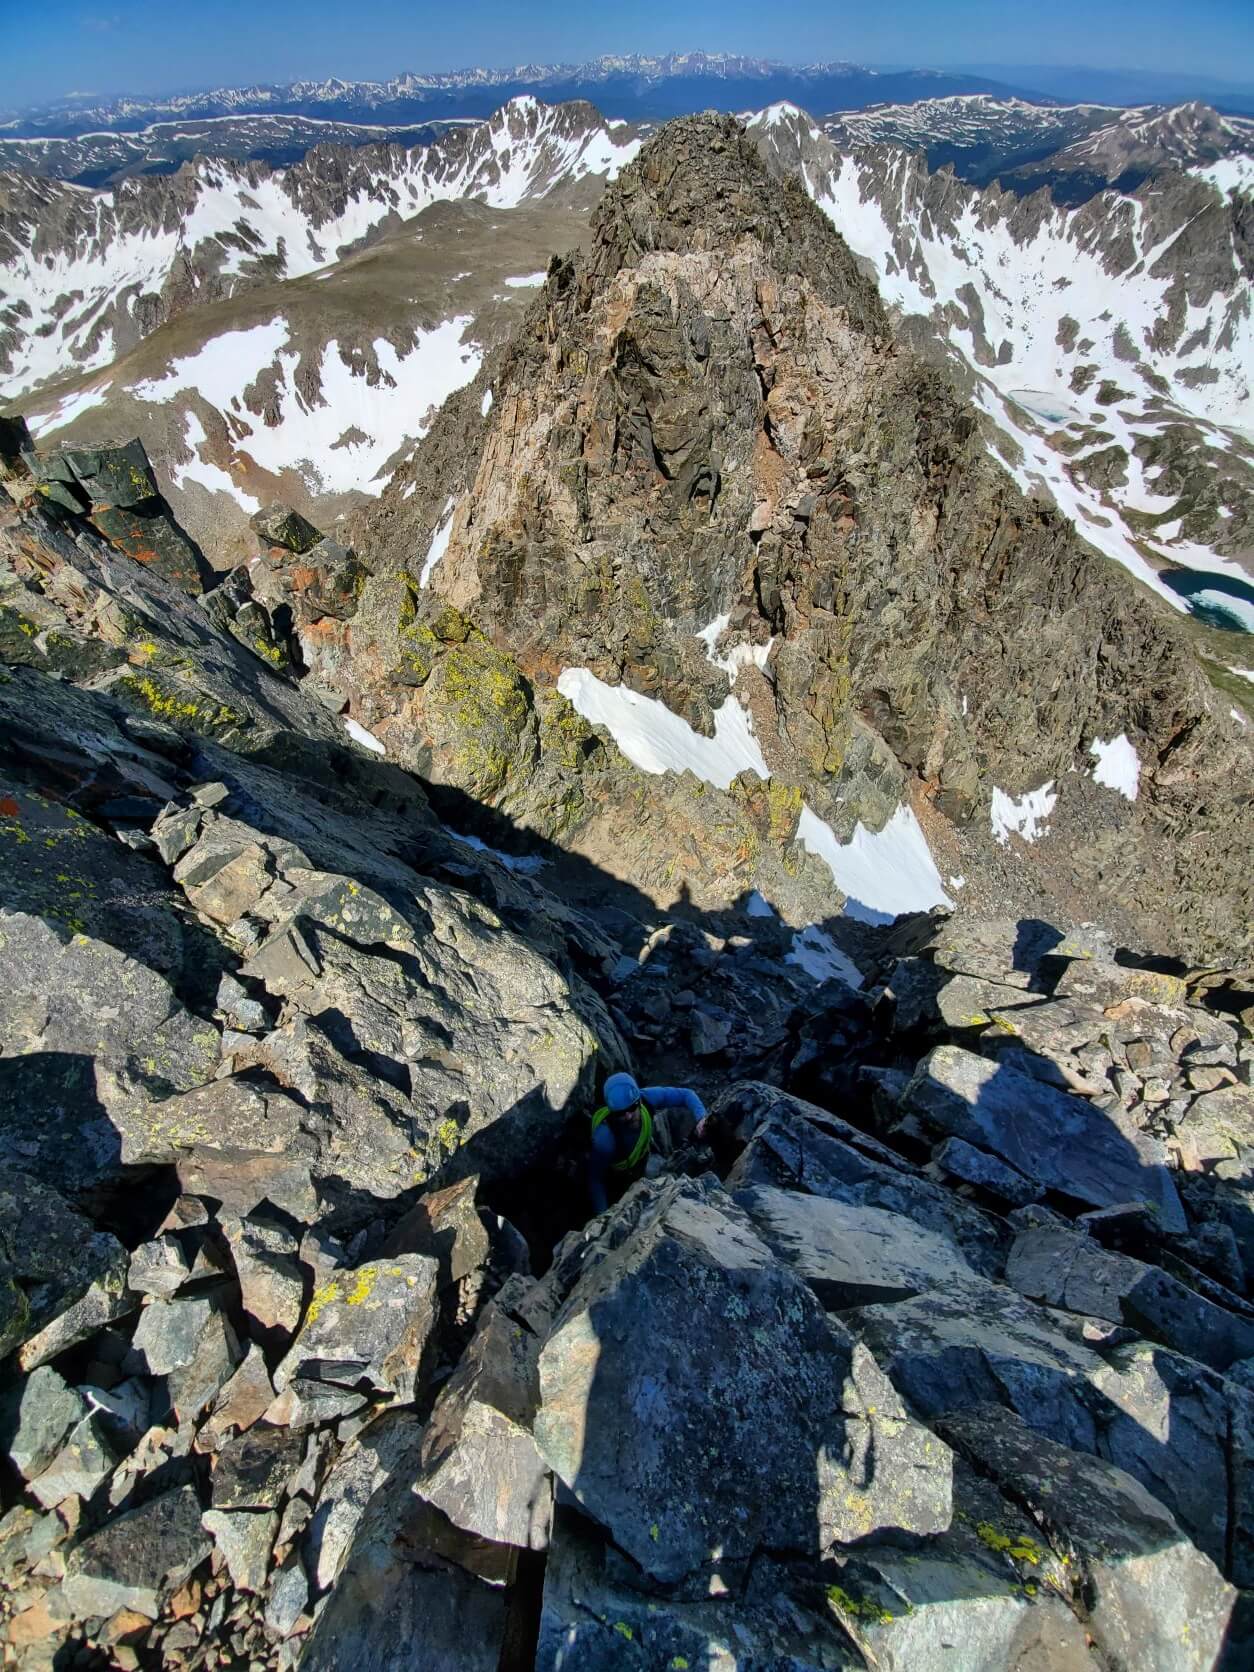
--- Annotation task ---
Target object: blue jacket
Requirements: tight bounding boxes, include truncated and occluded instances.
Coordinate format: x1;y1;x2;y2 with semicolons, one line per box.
587;1083;706;1213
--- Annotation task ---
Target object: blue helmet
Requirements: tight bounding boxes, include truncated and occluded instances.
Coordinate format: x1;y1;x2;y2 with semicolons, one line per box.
604;1071;642;1111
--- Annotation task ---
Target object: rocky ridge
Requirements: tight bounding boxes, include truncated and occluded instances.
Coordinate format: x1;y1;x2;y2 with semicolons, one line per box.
351;113;1252;962
1;112;1253;1672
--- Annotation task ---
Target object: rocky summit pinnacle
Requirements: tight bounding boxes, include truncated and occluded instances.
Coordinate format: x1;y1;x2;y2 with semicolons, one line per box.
355;112;1252;962
0;83;1252;1672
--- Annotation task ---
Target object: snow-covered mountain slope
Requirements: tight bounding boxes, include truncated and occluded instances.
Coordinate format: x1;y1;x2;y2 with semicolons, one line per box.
0;98;639;401
20;195;589;566
753;104;1254;638
821;96;1254;198
0;114;463;188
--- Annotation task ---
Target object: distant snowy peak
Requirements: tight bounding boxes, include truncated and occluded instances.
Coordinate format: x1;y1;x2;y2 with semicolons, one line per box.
0;98;639;400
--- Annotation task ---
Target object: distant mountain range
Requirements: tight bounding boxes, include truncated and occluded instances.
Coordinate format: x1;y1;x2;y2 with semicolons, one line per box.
2;52;1053;139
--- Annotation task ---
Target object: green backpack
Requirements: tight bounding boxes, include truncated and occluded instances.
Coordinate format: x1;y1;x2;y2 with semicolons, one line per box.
590;1101;653;1171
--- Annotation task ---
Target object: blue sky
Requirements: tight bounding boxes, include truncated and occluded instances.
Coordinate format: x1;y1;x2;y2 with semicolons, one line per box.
3;0;1252;108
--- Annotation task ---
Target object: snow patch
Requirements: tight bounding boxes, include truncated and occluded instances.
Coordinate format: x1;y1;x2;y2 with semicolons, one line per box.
1088;733;1140;800
170;410;260;513
556;668;768;789
344;716;385;755
991;782;1058;845
786;925;864;987
443;829;547;874
795;803;953;924
558;668;952;926
744;890;776;919
503;271;547;288
29;381;114;435
481;388;493;416
419;496;457;588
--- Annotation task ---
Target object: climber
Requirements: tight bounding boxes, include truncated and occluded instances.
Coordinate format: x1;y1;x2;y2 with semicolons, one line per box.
587;1071;708;1214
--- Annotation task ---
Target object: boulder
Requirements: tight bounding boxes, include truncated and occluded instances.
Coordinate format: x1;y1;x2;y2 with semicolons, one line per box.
938;1405;1236;1671
250;503;324;554
62;1486;210;1620
415;1288;550;1549
903;1045;1186;1230
1176;1084;1254;1180
301;1491;508;1672
854;1275;1251;1580
303;1411;426;1591
2;1367;87;1481
534;1176;952;1585
128;1235;194;1300
198;1345;276;1452
734;1185;977;1308
719;1082;1005;1277
824;1460;1094;1670
1007;1224;1254;1371
210;1426;303;1510
28;1414;117;1507
0;1168;132;1360
931;1136;1043;1205
221;1211;305;1340
201;1507;277;1595
536;1509;864;1671
275;1255;439;1402
53;440;158;509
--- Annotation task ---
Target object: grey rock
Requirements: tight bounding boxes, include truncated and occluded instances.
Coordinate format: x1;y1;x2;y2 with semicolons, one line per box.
251;503;323;555
938;1404;1236;1671
931;1135;1043;1205
734;1185;977;1308
199;1344;276;1451
535;1176;952;1585
29;1415;117;1508
1176;1083;1254;1180
222;1212;305;1339
904;1045;1186;1230
268;1378;369;1429
379;1173;490;1284
128;1235;193;1300
719;1082;1005;1277
62;1485;210;1620
202;1508;277;1594
537;1508;899;1671
4;1367;86;1480
0;1169;134;1366
276;1254;439;1402
855;1275;1252;1579
211;1426;304;1510
264;1550;309;1636
303;1413;425;1591
826;1466;1095;1670
214;972;270;1033
1007;1224;1254;1371
167;1307;241;1421
131;1296;218;1376
301;1492;508;1672
416;1293;550;1550
887;958;1044;1036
